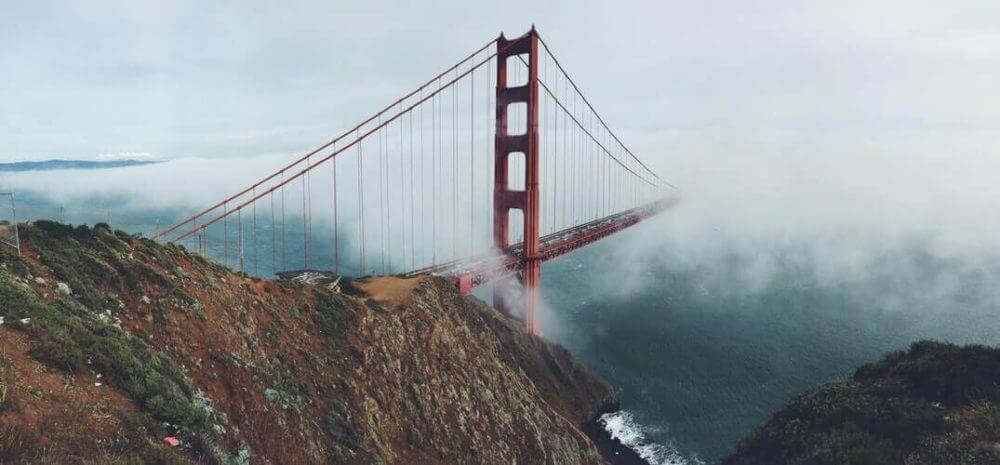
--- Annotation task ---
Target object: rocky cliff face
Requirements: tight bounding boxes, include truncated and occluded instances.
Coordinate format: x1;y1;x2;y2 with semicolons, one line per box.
0;222;615;465
723;340;1000;465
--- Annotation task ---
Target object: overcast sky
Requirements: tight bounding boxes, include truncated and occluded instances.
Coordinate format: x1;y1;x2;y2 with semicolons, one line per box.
3;0;998;168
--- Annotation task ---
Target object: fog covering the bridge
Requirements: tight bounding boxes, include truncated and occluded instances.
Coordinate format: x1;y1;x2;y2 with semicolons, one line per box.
2;87;999;304
5;130;999;295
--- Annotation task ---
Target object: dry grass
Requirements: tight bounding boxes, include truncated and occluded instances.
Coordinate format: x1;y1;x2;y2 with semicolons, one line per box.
0;350;12;412
0;423;27;463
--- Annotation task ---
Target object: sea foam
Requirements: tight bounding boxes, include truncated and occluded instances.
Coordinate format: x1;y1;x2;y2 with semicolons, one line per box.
599;410;702;465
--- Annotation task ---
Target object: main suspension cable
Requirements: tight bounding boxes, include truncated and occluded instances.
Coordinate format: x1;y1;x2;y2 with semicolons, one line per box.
536;35;677;190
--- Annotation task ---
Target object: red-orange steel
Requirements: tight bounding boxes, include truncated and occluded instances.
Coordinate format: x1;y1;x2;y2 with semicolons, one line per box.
492;28;541;334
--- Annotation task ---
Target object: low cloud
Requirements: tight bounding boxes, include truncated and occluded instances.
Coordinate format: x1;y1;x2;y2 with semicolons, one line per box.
95;151;160;161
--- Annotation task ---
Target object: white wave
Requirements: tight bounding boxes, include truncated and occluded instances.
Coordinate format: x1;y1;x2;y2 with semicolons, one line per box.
599;410;702;465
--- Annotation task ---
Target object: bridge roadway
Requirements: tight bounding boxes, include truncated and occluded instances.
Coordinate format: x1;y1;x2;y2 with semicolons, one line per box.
407;197;679;293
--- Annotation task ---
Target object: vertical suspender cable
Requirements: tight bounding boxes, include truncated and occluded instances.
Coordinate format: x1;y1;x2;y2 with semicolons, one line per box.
607;130;612;215
561;73;568;230
378;117;385;274
552;67;559;232
409;111;415;269
280;171;286;270
452;70;458;259
470;64;475;255
575;90;581;224
420;91;426;267
223;202;229;266
431;91;437;265
270;190;276;274
539;55;555;234
307;160;313;267
303;157;309;268
333;143;339;274
587;113;597;220
591;111;596;220
400;112;406;271
440;82;446;250
252;187;258;275
583;110;588;221
386;117;393;273
387;115;394;272
358;132;366;275
237;209;244;272
584;110;589;220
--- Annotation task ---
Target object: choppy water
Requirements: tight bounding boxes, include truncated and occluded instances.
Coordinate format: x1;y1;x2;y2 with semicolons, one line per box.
540;219;1000;464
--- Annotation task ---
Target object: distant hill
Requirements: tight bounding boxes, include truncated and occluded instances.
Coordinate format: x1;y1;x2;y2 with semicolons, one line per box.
0;159;158;172
723;340;1000;465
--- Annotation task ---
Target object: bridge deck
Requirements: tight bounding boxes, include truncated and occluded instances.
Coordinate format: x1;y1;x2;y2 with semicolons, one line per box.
407;197;678;291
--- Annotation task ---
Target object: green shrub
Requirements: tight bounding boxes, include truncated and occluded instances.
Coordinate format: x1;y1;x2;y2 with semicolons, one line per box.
853;341;1000;407
724;341;1000;465
312;291;356;340
32;219;77;239
0;270;213;454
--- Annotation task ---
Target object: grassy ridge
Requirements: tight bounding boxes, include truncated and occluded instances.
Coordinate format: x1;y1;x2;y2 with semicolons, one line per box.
723;340;1000;465
0;222;222;464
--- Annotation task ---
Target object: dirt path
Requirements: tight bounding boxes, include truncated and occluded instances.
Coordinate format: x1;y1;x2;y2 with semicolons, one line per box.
355;276;424;307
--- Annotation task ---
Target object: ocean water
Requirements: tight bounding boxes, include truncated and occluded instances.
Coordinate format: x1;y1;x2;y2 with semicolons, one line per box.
540;218;1000;464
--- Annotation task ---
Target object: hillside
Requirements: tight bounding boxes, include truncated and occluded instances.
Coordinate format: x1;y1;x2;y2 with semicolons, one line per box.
0;221;618;464
723;340;1000;465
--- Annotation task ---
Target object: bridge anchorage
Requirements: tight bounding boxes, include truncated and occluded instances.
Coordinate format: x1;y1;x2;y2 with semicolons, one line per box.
152;27;677;336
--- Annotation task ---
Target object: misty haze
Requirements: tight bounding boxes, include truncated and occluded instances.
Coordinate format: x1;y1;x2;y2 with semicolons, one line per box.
2;2;999;465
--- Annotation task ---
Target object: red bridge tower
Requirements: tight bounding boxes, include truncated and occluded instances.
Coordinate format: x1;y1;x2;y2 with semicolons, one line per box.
493;28;541;335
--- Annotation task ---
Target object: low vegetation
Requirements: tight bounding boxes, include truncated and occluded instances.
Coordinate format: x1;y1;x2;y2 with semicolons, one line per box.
723;340;1000;465
0;223;214;464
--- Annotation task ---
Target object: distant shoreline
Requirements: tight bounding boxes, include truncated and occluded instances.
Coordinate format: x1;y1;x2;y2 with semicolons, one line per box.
0;159;159;172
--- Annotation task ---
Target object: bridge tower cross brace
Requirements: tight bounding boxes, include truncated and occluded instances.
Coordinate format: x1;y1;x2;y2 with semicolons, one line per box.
493;28;541;335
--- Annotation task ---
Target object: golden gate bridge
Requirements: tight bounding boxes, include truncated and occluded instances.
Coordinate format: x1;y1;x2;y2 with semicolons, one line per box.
151;27;678;335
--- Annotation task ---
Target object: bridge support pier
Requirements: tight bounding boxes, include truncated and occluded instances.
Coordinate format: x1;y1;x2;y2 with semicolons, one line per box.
521;258;540;333
493;28;541;335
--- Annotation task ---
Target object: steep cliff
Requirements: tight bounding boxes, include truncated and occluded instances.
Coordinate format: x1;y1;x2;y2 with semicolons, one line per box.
723;340;1000;465
0;221;615;464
